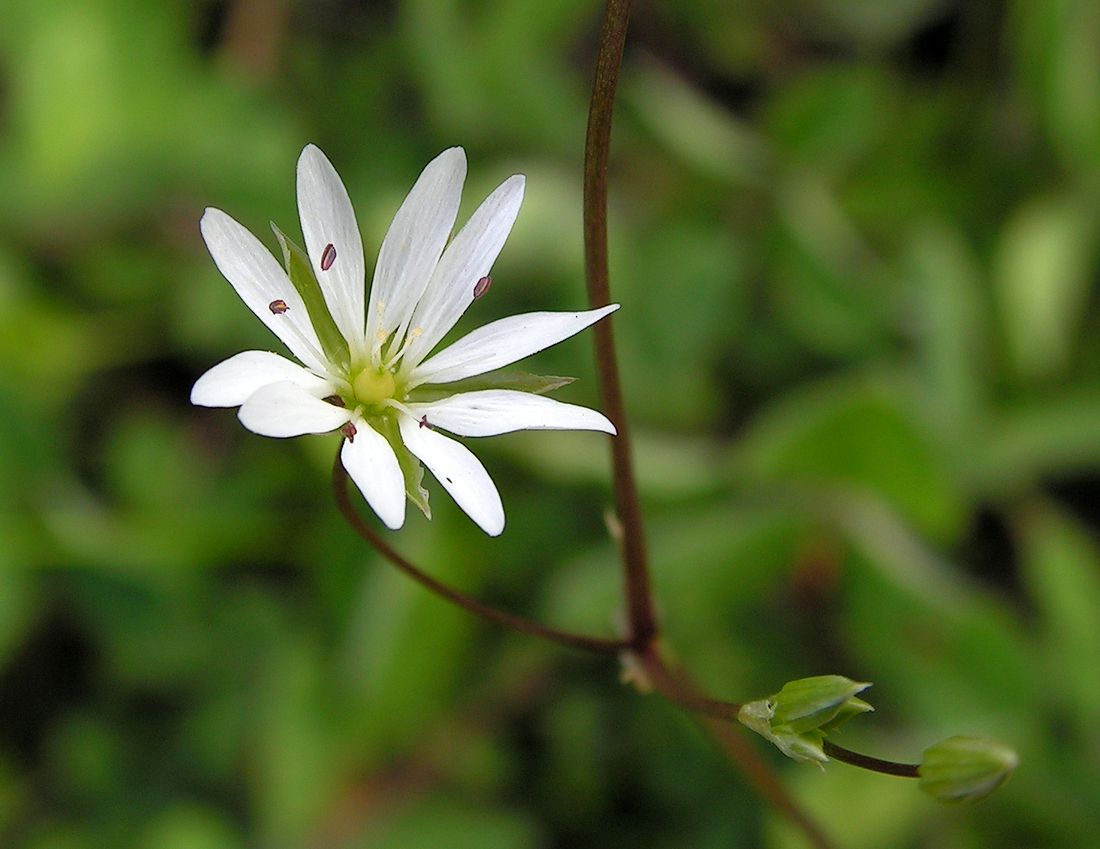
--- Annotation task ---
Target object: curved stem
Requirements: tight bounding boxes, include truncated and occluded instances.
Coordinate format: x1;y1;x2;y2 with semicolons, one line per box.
634;647;835;849
583;0;657;649
332;455;630;656
823;741;920;778
634;651;741;720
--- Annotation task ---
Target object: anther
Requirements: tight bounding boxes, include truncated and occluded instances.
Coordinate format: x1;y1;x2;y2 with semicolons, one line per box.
323;395;346;407
473;275;492;299
341;422;357;442
321;243;337;271
418;415;433;430
268;299;289;314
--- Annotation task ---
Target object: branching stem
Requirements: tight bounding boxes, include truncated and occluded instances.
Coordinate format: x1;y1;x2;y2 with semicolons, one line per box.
332;456;630;656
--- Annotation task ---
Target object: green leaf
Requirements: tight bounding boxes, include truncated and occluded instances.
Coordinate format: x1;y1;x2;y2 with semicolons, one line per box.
270;222;350;368
993;196;1096;379
738;379;963;539
1019;505;1100;734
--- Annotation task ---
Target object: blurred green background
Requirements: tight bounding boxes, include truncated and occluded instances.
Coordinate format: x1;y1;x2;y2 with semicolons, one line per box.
2;0;1100;846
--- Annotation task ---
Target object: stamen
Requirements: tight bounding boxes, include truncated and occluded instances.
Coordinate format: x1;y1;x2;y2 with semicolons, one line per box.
321;243;337;271
473;276;492;299
268;299;289;314
323;395;346;407
382;327;422;371
341;422;357;442
418;415;433;430
369;301;390;363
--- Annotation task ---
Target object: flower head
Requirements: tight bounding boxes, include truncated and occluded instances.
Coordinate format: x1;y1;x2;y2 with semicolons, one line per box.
738;676;874;766
918;736;1018;803
192;145;618;535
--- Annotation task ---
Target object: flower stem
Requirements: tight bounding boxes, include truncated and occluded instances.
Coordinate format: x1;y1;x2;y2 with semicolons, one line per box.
332;455;630;655
822;740;921;778
583;0;658;649
581;8;832;846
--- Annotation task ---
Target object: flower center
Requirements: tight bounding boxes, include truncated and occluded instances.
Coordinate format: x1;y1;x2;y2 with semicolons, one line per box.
352;367;397;406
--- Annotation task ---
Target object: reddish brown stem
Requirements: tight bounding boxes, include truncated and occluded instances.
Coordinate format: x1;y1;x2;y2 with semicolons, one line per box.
583;0;657;649
332;456;630;656
581;4;833;846
635;648;835;849
823;741;920;778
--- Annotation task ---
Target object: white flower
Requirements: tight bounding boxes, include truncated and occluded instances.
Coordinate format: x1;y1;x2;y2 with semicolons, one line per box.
191;144;618;536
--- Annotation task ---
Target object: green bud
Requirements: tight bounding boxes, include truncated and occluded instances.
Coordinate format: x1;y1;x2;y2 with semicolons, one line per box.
738;675;873;767
918;736;1018;803
271;223;350;369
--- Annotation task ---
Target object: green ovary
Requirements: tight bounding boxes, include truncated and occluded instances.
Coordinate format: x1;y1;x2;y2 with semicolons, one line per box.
352;367;397;407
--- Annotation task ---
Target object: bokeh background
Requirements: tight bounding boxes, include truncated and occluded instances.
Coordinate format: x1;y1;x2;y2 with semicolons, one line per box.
2;0;1100;846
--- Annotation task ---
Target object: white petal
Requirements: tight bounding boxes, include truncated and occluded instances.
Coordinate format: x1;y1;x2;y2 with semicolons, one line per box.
191;351;333;408
238;381;351;437
409;304;620;387
409;390;616;437
400;175;525;371
398;414;504;536
367;148;466;350
340;420;406;530
200;208;328;373
297;145;366;349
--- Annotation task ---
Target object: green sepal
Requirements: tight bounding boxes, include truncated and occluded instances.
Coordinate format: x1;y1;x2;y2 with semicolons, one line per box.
271;222;350;369
378;416;430;519
769;727;828;767
737;699;829;767
918;736;1018;803
408;370;575;403
818;696;874;732
771;675;872;734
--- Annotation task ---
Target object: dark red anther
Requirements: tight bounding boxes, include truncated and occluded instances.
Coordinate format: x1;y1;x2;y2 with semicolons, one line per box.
340;422;357;442
473;275;492;299
321;243;337;271
418;415;433;430
323;395;346;407
268;299;289;314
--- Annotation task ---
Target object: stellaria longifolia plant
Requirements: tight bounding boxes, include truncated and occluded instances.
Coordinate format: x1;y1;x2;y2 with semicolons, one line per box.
192;2;1016;845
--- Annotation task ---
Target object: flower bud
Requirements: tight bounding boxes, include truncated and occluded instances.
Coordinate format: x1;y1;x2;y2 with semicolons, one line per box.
738;675;873;767
918;736;1018;803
